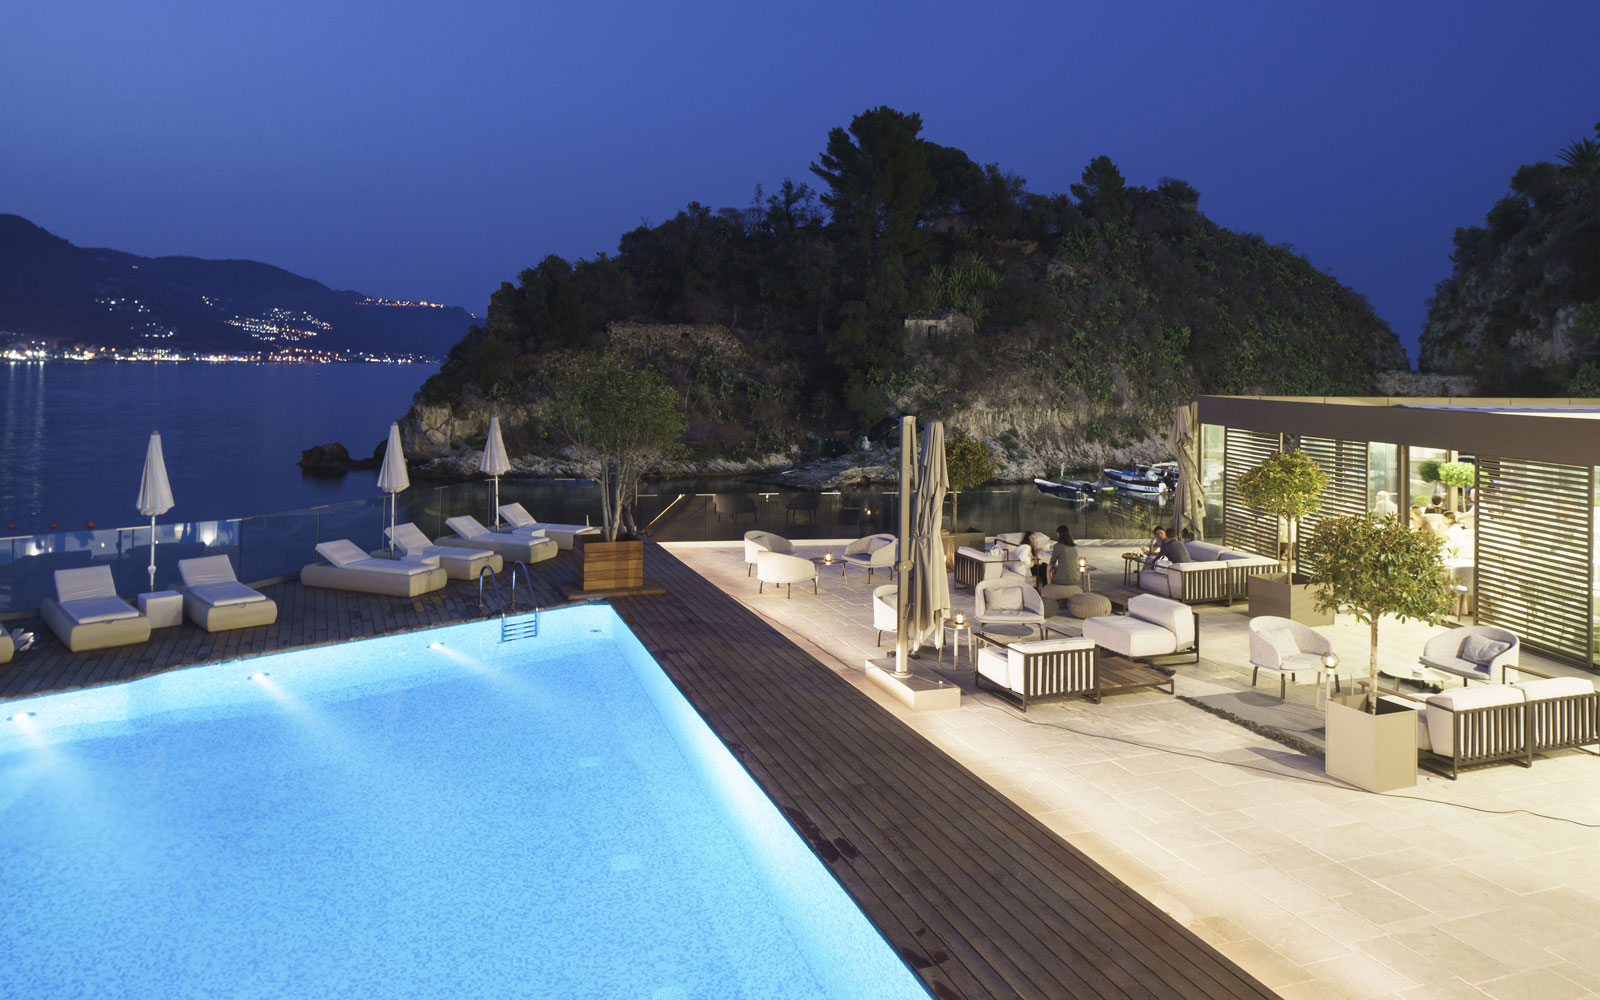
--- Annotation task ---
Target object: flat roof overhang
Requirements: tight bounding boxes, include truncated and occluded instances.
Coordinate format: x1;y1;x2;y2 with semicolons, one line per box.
1194;396;1600;467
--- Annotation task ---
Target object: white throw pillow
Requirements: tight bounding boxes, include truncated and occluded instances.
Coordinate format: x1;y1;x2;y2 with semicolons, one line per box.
988;587;1024;612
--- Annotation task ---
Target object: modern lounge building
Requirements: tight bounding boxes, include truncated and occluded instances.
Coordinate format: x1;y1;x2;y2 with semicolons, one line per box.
1194;395;1600;671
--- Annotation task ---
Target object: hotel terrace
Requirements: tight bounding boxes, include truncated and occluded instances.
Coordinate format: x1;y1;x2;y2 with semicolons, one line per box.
2;396;1598;999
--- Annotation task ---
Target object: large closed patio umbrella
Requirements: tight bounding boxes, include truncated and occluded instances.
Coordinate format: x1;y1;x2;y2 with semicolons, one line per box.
479;414;511;527
1169;402;1205;541
377;422;409;551
136;430;174;593
895;419;950;678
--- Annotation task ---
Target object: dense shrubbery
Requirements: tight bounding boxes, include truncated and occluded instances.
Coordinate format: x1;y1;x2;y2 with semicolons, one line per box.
423;106;1404;460
1421;121;1600;391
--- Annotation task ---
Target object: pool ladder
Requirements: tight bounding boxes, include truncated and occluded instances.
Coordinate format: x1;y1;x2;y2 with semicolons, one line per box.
477;561;539;642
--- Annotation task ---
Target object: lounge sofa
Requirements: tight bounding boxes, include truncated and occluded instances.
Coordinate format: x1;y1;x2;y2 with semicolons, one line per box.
40;566;153;652
439;515;558;564
841;533;896;581
1136;540;1279;605
744;530;794;576
755;551;818;597
975;635;1100;708
1418;626;1518;685
178;556;278;633
974;577;1046;639
301;540;449;597
497;503;600;550
386;523;502;580
1413;676;1598;778
1082;593;1198;665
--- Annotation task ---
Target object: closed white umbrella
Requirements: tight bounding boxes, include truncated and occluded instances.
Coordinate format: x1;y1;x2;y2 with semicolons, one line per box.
479;414;512;527
136;430;175;593
376;422;409;551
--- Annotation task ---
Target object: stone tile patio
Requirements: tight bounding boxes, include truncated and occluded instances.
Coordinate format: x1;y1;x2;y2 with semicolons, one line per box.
668;539;1600;1000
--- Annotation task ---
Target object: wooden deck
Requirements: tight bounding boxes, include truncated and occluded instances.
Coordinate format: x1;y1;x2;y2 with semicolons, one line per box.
2;544;1279;1000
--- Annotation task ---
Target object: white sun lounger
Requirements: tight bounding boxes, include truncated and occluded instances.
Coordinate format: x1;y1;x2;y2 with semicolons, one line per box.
385;523;502;580
300;540;448;597
497;503;600;550
39;565;153;652
178;555;279;632
439;515;558;563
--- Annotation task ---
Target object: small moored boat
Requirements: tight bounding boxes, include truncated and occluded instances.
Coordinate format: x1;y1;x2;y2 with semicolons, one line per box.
1033;478;1100;503
1102;465;1170;493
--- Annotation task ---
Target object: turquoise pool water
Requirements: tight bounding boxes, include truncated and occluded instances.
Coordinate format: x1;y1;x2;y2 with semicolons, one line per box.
0;605;929;999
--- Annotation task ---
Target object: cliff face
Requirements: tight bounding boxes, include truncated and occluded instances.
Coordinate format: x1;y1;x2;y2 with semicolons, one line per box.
1418;141;1600;392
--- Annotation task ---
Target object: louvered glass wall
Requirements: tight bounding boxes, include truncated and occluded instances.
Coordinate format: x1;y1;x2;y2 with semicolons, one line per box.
1223;427;1282;558
1475;457;1594;664
1297;437;1369;577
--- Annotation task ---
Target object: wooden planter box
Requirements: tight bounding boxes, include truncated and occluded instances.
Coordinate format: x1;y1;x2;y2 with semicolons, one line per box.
1325;694;1417;792
1247;572;1334;625
575;535;644;591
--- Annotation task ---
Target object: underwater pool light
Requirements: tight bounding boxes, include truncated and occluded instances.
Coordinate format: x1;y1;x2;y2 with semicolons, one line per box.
6;711;36;722
249;672;271;682
428;641;446;650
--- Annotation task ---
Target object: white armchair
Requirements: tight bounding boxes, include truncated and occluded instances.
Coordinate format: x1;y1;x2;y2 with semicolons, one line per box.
842;533;897;581
872;583;897;646
744;530;794;576
1419;626;1519;685
1247;615;1334;698
973;578;1046;639
755;551;818;597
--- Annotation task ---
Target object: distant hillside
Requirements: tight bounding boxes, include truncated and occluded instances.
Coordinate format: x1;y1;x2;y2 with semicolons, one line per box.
407;106;1407;475
0;214;473;357
1419;121;1600;392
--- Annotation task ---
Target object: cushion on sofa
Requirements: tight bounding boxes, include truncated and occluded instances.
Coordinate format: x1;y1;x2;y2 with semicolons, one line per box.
1082;615;1179;658
1126;594;1195;648
1514;677;1595;700
1186;541;1222;561
1459;634;1512;666
1424;685;1525;757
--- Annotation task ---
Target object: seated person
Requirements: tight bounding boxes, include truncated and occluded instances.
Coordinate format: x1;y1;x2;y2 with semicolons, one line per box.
1145;526;1191;568
1408;505;1426;532
1041;524;1080;594
1371;490;1397;518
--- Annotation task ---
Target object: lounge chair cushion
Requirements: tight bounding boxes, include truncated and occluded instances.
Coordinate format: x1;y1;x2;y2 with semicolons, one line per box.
987;586;1025;611
192;581;269;606
1459;635;1512;666
179;556;271;607
55;566;121;603
58;596;142;625
1126;594;1196;648
317;539;371;568
445;515;490;539
1082;614;1180;658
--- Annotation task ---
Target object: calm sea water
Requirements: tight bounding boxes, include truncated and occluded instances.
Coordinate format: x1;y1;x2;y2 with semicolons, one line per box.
0;361;435;534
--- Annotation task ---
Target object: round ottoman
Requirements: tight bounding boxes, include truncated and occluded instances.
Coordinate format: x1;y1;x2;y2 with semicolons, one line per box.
1065;592;1112;620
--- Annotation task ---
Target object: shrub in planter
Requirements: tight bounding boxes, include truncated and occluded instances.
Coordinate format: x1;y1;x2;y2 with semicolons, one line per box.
1236;450;1326;577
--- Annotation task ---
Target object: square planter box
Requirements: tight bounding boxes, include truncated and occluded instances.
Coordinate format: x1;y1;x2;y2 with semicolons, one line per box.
1248;572;1334;625
575;535;644;591
1325;693;1417;792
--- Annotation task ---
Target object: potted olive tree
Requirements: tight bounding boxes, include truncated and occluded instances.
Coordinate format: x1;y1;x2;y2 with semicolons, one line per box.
549;353;685;591
942;437;997;565
1309;514;1454;791
1238;449;1330;623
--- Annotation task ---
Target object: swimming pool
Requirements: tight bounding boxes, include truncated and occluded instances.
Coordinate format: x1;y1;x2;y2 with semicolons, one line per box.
0;604;930;999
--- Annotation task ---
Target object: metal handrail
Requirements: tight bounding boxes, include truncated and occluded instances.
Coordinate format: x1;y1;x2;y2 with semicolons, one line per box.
477;563;504;615
507;560;537;615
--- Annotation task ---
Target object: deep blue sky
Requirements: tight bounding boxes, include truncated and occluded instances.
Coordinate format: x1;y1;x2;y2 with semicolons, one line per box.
4;0;1596;363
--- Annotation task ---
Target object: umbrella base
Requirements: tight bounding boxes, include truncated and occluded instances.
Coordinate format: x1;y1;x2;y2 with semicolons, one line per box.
865;657;961;710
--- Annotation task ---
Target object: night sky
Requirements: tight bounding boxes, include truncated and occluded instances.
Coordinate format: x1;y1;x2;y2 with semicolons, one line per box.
5;0;1597;363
